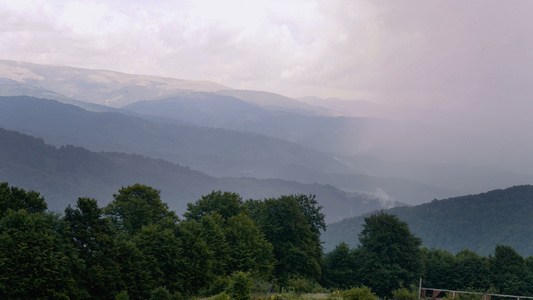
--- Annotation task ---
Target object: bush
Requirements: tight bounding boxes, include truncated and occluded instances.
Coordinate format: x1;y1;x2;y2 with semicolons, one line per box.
228;271;253;300
115;290;130;300
288;277;312;294
150;287;172;300
252;279;275;295
341;286;377;300
212;291;230;300
392;288;417;300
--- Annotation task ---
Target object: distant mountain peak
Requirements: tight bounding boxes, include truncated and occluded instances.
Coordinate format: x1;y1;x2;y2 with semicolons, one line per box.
0;59;231;107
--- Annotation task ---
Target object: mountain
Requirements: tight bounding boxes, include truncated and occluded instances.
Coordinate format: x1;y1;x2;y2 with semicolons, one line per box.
322;185;533;256
0;127;396;222
0;96;350;178
122;94;533;198
2;59;531;206
0;95;455;205
0;59;228;107
216;89;339;116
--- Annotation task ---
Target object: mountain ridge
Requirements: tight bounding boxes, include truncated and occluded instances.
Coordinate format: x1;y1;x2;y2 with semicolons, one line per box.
322;185;533;255
0;127;398;222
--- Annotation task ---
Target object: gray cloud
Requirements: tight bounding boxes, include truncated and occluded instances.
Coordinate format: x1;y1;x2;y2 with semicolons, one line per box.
1;0;532;110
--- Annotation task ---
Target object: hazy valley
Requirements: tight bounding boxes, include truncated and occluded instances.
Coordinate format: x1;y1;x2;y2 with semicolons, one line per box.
1;59;533;244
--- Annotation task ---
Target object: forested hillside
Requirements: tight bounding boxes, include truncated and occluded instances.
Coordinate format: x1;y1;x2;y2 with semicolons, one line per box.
323;185;533;255
0;127;391;222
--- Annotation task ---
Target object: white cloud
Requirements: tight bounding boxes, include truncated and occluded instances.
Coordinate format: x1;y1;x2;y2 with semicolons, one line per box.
1;0;532;109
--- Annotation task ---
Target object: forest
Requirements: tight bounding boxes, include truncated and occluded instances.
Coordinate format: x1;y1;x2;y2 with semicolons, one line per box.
1;182;533;300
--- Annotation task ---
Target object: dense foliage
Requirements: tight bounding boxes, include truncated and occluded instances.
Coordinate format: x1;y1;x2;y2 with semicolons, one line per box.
323;185;533;256
322;212;533;298
2;182;533;299
0;125;387;223
0;183;323;299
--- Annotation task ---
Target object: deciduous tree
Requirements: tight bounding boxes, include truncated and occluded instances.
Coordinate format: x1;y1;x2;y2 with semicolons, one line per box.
358;211;422;297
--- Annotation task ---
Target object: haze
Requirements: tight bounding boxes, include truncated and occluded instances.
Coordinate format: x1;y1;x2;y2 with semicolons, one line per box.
1;0;533;199
2;0;531;104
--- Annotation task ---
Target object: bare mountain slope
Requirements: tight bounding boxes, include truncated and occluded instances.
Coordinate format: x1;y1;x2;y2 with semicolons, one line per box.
0;59;229;107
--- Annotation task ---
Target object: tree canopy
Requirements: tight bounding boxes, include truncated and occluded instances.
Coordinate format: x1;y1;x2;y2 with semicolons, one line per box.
357;211;423;297
3;181;533;298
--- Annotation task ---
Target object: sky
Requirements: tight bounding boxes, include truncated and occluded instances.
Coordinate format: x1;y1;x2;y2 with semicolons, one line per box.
1;0;533;109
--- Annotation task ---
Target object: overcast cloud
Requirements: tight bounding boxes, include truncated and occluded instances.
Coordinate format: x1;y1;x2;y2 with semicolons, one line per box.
1;0;532;110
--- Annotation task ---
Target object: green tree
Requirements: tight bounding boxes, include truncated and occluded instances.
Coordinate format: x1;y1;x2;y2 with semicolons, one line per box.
0;209;86;299
452;249;490;291
490;245;531;295
174;219;220;296
225;213;275;279
133;223;184;296
421;248;456;290
323;242;359;289
358;211;423;298
105;184;178;235
64;197;121;298
0;182;47;218
113;239;153;299
249;194;325;285
227;271;253;300
184;190;248;221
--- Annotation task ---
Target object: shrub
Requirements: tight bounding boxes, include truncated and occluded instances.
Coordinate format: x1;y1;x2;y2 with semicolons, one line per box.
115;290;130;300
341;286;377;300
212;291;230;300
150;287;172;300
288;277;312;294
252;279;275;295
228;271;253;300
392;287;417;300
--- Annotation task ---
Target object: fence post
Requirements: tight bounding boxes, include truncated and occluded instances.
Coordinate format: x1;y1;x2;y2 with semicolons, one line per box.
419;278;422;299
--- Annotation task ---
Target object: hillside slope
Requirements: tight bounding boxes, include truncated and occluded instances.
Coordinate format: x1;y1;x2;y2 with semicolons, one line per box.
322;185;533;255
0;128;395;222
0;96;455;206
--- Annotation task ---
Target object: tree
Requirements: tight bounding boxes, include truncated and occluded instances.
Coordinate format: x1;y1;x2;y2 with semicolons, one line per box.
421;248;456;290
104;184;178;235
452;249;490;291
358;211;423;297
64;198;121;299
227;271;253;300
173;219;219;296
225;213;275;279
323;242;360;289
249;194;325;285
490;245;532;295
183;190;248;221
0;182;47;218
133;223;183;296
0;209;86;299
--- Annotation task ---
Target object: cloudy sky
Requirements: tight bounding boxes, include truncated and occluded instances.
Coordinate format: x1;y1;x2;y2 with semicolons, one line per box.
1;0;533;109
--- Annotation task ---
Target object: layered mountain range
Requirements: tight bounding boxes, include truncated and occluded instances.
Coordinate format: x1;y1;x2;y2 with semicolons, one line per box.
0;59;531;227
